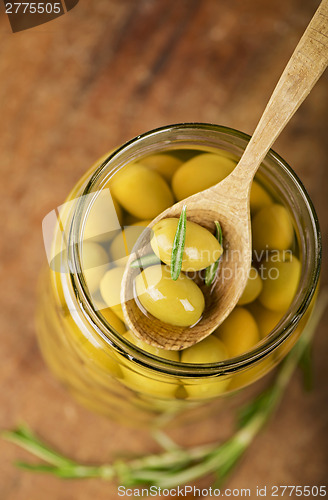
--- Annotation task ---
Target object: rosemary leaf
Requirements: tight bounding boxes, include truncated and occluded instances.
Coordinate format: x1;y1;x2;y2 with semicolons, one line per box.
215;220;223;246
16;462;108;479
16;463;61;474
1;426;75;468
130;253;161;269
151;429;182;452
212;445;244;489
237;388;274;429
205;220;223;286
170;205;187;281
298;342;314;391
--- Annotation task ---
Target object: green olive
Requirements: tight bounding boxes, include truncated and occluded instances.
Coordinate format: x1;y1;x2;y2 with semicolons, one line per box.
82;241;109;293
100;307;127;335
250;180;272;214
109;220;151;266
258;255;301;312
138;153;182;182
120;354;179;398
151;218;222;272
247;301;283;338
252;204;294;255
182;376;230;400
229;356;273;390
214;307;260;357
135;265;205;327
130;220;152;228
84;190;123;242
171;153;236;201
124;330;179;361
121;367;179;398
122;213;141;225
181;336;229;399
99;266;125;321
61;310;123;378
79;336;123;378
237;267;263;305
181;335;228;364
110;163;174;219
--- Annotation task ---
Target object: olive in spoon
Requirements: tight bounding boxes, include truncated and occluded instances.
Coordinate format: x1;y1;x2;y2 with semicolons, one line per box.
121;0;328;350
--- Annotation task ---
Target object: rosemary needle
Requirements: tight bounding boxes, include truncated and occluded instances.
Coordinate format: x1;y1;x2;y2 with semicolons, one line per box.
170;205;187;281
205;220;223;286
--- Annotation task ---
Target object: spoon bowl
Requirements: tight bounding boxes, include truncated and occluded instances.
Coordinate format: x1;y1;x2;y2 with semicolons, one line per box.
121;0;328;350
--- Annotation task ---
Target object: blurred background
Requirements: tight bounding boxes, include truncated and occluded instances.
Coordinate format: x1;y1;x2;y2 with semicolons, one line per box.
0;0;327;498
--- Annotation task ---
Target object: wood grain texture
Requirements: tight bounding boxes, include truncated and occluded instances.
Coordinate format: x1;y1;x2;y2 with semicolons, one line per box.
0;0;327;499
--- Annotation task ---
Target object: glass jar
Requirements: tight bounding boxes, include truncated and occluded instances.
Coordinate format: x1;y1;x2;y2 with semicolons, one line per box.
36;123;321;429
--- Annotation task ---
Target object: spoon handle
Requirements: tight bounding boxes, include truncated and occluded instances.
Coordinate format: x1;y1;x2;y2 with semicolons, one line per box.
232;0;328;182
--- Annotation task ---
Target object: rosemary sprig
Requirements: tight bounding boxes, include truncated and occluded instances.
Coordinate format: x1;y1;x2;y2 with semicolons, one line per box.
205;220;223;286
130;253;161;269
298;342;314;391
170;205;187;280
2;290;327;488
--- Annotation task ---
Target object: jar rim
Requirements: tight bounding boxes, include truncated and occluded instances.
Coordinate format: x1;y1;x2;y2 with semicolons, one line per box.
68;122;321;377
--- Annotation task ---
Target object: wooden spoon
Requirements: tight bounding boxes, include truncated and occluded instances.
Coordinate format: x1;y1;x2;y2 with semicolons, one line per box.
121;0;328;350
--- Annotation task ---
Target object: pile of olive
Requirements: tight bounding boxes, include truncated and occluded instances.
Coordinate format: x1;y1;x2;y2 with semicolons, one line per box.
80;150;300;397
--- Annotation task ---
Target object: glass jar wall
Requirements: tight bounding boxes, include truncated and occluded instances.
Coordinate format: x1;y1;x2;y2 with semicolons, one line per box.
36;124;321;428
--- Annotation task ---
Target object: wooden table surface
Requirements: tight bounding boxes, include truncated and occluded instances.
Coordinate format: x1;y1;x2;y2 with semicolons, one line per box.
0;1;327;499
